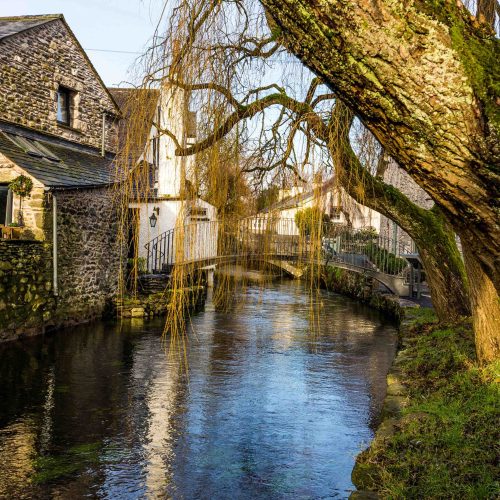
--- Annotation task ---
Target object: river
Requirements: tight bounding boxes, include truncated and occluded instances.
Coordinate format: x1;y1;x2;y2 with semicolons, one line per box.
0;280;397;499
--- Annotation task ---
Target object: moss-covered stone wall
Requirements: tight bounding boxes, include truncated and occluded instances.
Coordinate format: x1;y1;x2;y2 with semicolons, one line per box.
0;186;122;342
320;265;406;320
0;240;56;341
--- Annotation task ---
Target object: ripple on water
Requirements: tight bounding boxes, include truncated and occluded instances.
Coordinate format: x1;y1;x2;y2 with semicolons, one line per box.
0;281;397;499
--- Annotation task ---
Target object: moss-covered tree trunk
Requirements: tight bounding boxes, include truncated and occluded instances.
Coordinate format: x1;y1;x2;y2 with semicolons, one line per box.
262;0;499;361
463;246;500;362
328;103;470;322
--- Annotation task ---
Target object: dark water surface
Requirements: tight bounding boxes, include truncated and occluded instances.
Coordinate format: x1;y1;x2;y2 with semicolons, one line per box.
0;281;397;499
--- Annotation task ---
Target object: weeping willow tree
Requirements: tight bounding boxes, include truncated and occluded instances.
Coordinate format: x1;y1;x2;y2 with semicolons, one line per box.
115;0;499;361
128;3;473;312
256;0;499;363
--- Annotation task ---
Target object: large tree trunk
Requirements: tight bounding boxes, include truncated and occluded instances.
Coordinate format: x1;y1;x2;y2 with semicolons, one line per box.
261;0;499;289
413;212;471;322
329;102;471;321
463;237;500;363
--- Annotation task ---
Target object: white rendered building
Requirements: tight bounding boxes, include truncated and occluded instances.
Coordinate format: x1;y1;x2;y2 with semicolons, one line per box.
110;85;217;269
252;178;381;235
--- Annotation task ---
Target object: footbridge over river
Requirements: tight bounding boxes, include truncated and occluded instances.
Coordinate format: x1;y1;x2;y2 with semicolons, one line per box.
144;218;421;297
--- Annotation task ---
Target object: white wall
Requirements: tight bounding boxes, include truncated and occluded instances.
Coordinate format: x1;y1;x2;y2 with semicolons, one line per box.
254;188;382;235
130;84;218;271
131;199;217;269
157;86;186;197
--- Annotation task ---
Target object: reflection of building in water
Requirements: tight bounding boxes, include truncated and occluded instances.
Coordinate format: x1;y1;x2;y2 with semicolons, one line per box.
143;350;179;496
115;335;188;498
304;305;397;426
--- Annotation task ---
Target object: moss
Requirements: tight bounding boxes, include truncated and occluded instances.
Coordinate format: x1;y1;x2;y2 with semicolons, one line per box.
33;442;101;484
414;0;500;131
355;316;500;498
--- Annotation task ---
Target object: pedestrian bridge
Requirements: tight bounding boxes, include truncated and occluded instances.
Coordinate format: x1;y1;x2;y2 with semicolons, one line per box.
144;218;419;296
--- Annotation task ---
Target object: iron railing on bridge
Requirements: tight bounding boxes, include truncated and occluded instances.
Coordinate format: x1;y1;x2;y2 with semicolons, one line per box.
144;217;414;277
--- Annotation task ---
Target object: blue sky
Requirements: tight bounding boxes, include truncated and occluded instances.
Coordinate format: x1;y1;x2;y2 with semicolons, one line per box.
1;0;164;86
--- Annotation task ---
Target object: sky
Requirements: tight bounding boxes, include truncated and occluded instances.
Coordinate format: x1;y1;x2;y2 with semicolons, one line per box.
1;0;165;86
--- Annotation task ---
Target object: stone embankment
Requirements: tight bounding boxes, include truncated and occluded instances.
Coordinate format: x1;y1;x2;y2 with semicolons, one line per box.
0;240;55;341
115;286;206;318
319;264;415;320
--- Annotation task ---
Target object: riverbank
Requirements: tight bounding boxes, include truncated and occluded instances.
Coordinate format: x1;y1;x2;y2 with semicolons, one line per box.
352;308;499;499
318;264;408;320
115;285;206;318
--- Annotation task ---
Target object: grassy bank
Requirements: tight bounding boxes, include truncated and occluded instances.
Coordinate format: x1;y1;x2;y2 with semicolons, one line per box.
353;309;499;499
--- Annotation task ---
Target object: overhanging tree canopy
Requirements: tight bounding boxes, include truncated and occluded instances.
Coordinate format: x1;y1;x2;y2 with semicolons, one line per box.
130;0;498;360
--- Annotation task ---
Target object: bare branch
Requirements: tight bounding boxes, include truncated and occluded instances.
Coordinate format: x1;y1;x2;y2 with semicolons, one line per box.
169;92;328;157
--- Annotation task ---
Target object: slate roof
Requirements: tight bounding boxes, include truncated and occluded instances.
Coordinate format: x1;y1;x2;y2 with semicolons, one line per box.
0;14;61;41
0;122;117;189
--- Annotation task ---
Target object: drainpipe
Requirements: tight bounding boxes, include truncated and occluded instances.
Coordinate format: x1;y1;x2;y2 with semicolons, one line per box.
101;112;106;157
391;221;398;255
52;194;58;296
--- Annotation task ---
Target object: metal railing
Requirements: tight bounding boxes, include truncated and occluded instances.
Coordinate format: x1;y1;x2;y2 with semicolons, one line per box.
145;220;219;273
144;217;415;277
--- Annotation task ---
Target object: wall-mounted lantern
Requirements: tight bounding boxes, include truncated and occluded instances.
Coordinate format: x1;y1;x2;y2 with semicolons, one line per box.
149;206;160;227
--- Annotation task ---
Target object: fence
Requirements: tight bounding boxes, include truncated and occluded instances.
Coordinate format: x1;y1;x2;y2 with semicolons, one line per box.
145;218;414;277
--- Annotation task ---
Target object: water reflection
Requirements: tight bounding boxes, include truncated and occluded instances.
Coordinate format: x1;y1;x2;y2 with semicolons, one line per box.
0;281;397;499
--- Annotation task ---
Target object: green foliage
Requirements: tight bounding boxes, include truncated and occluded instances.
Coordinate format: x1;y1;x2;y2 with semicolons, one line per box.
294;207;331;237
256;185;280;211
8;175;33;198
358;317;500;498
354;226;378;240
33;442;101;484
404;307;438;328
365;241;408;275
127;257;148;274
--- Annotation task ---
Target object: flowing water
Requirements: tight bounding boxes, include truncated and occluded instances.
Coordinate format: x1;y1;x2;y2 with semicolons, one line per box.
0;281;397;499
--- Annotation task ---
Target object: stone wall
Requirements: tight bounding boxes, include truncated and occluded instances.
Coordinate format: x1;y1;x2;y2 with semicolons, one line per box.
320;265;405;320
52;186;121;323
0;17;118;151
0;186;122;342
0;240;55;341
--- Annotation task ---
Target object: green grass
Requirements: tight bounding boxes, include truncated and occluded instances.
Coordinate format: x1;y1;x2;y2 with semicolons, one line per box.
356;311;500;499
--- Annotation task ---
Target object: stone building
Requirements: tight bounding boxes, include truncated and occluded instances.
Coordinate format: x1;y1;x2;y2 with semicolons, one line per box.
0;14;122;340
379;159;434;252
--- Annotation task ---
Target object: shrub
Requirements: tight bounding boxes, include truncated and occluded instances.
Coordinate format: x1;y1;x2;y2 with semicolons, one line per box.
295;207;331;237
365;241;408;275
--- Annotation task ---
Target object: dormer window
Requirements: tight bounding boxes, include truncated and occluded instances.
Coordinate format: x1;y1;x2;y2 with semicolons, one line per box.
57;86;72;125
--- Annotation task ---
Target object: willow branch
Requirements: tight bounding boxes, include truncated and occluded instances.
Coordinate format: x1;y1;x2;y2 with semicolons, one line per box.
167;78;242;109
168;92;328;156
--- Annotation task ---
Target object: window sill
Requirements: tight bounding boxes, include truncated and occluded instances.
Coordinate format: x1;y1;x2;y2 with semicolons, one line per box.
57;122;82;134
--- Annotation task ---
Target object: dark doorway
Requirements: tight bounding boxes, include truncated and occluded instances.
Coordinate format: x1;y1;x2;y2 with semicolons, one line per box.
127;208;140;259
0;185;9;225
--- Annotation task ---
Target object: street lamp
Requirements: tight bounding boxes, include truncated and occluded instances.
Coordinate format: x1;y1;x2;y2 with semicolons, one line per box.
149;207;160;228
149;212;157;227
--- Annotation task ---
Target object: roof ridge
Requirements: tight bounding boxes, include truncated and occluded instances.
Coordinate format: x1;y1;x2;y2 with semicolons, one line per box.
0;14;62;22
